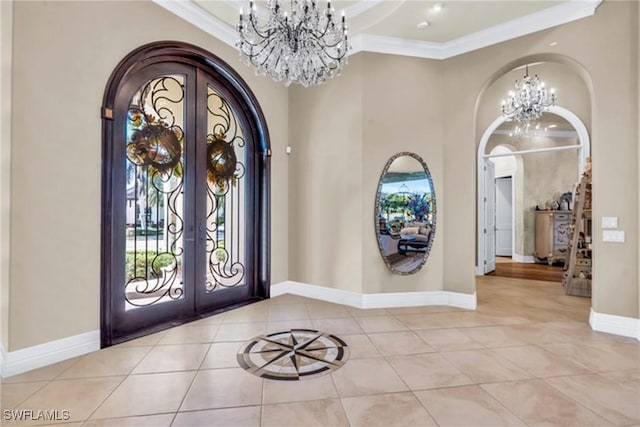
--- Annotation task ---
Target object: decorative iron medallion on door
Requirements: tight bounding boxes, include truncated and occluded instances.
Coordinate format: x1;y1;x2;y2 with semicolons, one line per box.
237;329;349;380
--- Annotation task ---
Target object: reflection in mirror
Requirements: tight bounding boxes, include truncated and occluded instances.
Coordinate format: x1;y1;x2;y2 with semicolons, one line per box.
375;152;436;275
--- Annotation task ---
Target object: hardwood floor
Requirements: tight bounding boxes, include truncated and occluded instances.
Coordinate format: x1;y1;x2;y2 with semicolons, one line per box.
489;257;564;282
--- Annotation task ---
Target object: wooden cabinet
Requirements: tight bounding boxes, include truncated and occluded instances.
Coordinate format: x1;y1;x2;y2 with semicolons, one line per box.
534;210;571;265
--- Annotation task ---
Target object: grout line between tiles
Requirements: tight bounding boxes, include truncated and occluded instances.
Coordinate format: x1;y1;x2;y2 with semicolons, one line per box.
80;344;156;422
80;374;130;424
535;377;621;426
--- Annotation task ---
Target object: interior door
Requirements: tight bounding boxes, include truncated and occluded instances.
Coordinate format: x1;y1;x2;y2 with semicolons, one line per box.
104;61;260;345
484;160;496;273
495;176;513;256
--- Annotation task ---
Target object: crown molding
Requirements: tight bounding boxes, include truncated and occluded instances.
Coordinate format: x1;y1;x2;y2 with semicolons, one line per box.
353;0;602;59
154;0;602;60
351;33;447;59
437;0;603;59
154;0;238;48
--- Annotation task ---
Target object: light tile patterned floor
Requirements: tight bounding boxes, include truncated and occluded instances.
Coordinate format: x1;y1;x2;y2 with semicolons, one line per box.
1;276;639;426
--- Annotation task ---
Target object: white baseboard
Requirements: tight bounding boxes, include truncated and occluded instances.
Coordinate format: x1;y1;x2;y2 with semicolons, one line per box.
589;308;640;341
475;266;485;276
513;254;536;263
271;281;477;310
2;330;100;378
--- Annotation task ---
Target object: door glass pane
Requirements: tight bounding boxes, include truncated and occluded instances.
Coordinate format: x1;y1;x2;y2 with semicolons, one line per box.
124;75;185;310
205;85;247;292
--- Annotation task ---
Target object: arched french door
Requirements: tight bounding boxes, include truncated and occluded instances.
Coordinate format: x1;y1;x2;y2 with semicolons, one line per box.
101;42;270;347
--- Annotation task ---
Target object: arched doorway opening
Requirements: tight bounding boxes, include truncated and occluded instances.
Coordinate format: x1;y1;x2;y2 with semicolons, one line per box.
101;42;271;346
477;106;590;276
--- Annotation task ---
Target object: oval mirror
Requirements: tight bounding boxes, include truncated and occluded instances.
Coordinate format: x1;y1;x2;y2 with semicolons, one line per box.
375;152;436;275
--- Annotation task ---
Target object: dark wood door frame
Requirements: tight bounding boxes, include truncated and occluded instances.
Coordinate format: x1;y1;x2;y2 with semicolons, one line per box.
101;41;271;347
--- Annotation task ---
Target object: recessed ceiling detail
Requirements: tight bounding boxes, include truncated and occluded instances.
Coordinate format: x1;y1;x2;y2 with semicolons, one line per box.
153;0;602;60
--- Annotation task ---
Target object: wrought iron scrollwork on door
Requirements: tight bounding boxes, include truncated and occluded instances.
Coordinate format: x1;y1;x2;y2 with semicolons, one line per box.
205;86;247;292
124;76;186;308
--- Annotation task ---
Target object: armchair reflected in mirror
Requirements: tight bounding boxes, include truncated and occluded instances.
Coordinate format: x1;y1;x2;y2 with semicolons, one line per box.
375;152;436;275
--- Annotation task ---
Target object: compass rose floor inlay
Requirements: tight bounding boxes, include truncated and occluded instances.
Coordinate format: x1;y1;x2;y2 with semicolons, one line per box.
237;329;349;380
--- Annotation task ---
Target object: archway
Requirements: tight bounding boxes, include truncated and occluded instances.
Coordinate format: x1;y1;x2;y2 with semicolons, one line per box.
477;106;590;275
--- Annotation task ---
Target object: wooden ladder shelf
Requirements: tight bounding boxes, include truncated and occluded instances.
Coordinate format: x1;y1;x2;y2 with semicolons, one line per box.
562;170;592;297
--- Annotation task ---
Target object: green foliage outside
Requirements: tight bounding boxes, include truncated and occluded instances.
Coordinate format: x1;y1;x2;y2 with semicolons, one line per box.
126;227;165;238
126;251;177;282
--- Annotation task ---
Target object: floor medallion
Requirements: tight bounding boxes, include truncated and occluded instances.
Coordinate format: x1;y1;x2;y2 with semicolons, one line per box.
237;329;349;380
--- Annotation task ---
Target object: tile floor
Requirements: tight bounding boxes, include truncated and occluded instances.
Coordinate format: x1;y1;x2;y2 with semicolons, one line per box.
1;276;639;426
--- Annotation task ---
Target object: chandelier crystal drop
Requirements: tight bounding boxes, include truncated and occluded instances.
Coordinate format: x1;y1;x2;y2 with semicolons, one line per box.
501;65;557;122
237;0;350;87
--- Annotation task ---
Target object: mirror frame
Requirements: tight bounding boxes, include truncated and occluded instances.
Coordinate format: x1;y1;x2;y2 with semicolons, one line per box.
374;152;437;275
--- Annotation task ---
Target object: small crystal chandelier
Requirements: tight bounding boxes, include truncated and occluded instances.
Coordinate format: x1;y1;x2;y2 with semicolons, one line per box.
501;65;557;122
508;122;548;139
237;0;350;87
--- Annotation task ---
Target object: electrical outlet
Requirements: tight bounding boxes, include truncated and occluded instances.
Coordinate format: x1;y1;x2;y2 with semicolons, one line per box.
601;217;618;229
603;230;625;243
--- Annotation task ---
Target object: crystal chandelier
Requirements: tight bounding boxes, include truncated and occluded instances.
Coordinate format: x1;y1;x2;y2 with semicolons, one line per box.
501;65;557;122
508;122;548;139
237;0;350;87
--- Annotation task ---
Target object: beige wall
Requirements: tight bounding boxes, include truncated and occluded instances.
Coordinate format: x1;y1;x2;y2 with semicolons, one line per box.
9;1;289;351
288;56;364;293
361;53;444;293
0;0;12;353
443;0;639;317
289;53;445;294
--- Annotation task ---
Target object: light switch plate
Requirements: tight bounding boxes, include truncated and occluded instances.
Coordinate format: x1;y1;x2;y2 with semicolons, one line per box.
603;230;625;243
602;217;618;229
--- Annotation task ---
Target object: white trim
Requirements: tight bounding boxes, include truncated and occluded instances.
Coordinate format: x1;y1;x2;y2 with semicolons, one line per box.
154;0;601;60
272;281;362;308
362;290;476;310
153;0;238;48
513;254;536;263
589;308;640;341
224;0;384;20
511;174;516;259
271;281;477;310
2;330;100;378
484;144;581;159
354;34;448;59
477;106;590;276
432;0;601;59
492;130;578;139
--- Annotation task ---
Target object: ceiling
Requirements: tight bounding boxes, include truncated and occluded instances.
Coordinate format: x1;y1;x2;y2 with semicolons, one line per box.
154;0;602;59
